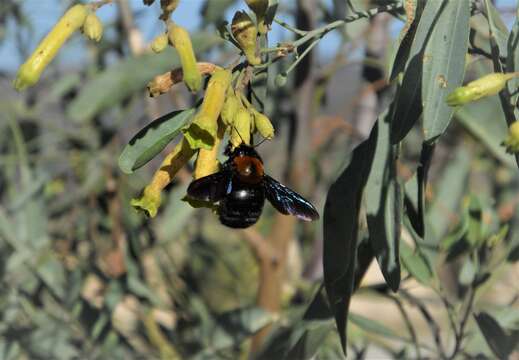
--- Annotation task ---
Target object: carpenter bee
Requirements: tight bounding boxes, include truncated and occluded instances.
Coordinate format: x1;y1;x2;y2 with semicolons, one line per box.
187;143;319;228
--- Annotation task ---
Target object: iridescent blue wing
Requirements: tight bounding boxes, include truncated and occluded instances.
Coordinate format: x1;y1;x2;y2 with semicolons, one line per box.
187;170;232;202
264;175;319;221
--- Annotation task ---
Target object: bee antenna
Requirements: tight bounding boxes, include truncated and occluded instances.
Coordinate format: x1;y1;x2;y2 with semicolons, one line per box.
253;136;269;148
231;123;246;144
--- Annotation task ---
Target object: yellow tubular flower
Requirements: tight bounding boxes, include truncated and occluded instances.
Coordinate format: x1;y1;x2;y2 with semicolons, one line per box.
151;33;168;53
245;0;269;34
447;72;519;106
168;23;202;92
183;69;232;150
13;4;88;91
252;109;275;139
82;12;103;42
231;107;252;148
131;138;195;217
220;88;240;127
193;124;225;180
231;11;260;66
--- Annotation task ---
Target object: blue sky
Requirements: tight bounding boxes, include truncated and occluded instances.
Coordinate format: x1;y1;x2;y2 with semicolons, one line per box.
0;0;516;72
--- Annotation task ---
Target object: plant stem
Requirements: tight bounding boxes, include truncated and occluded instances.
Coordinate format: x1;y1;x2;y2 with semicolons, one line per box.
292;3;402;48
401;289;448;360
273;18;308;36
388;294;422;359
447;287;476;360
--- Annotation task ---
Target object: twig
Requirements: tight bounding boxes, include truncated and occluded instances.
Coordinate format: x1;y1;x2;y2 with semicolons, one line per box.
147;62;220;97
447;287;476;360
400;289;448;359
386;294;422;359
89;0;114;11
273;18;308;36
292;3;402;48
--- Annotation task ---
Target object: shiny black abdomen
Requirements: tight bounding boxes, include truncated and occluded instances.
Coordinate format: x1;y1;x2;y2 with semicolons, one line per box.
218;180;265;228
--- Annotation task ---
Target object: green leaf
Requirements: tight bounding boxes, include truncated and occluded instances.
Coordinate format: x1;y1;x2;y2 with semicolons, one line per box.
390;0;444;143
303;284;332;321
67;33;220;123
284;321;334;360
404;143;435;238
349;313;398;340
421;0;469;142
458;257;476;286
440;210;468;251
323;124;377;355
365;112;402;291
400;240;433;285
482;0;510;59
200;307;274;353
474;312;515;360
388;0;427;81
118;108;195;174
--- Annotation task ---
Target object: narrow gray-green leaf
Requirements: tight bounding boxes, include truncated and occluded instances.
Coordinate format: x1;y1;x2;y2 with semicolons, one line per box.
404;143;435;238
400;240;433;285
422;0;469;142
365;112;401;291
388;0;427;81
390;0;445;143
482;0;510;59
323;125;377;355
474;312;513;360
284;321;333;360
118;108;195;174
349;313;398;340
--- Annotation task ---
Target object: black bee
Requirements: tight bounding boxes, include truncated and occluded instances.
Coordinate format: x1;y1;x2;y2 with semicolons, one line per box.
187;143;319;228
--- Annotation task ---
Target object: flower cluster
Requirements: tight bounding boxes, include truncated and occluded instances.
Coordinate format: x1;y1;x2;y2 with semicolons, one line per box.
13;4;103;91
130;0;272;217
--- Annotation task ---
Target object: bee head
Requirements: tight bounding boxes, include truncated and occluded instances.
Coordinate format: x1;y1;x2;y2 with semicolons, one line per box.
225;142;262;161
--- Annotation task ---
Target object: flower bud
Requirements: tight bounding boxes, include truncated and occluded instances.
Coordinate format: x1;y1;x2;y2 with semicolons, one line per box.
82;12;103;42
183;69;232;150
220;89;240;126
231;11;260;66
447;72;519;106
252;109;274;139
245;0;269;34
13;4;88;91
151;33;168;53
168;23;202;92
231;107;252;148
502;122;519;154
131;138;195;217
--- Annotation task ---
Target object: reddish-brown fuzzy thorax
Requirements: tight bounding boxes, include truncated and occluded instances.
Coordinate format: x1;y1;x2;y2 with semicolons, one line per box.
233;155;264;184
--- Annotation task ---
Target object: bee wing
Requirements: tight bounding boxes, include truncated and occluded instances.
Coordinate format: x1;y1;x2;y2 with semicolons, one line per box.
264;175;319;221
187;170;232;202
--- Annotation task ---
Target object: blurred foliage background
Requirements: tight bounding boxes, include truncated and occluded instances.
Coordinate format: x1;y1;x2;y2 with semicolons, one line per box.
1;0;519;359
